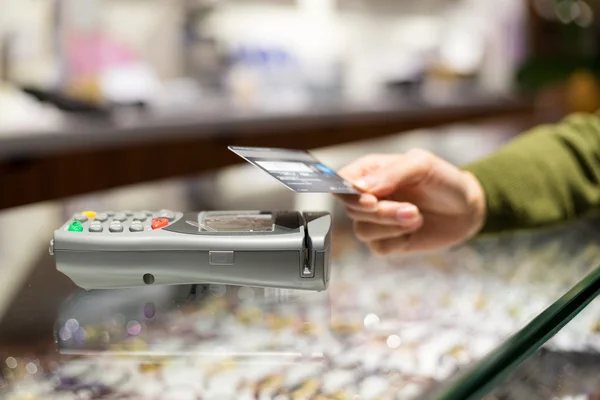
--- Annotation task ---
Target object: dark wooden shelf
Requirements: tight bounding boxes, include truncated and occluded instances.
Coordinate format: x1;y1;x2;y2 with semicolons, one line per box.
0;94;533;210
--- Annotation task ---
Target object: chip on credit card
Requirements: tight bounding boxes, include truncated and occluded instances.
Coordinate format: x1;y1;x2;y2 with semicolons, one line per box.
228;146;361;194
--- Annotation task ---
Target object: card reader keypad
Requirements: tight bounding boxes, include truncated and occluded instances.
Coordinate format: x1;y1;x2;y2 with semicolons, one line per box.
95;213;109;222
133;212;147;222
89;222;103;233
74;214;88;223
65;210;178;234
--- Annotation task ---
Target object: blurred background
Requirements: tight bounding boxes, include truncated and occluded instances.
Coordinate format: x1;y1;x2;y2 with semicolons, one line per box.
1;0;600;341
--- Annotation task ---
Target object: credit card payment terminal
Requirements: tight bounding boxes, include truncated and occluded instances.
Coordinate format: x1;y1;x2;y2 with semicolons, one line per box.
49;210;332;291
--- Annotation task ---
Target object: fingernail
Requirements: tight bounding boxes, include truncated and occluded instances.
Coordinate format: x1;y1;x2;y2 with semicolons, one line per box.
359;194;378;211
355;176;378;191
396;205;418;220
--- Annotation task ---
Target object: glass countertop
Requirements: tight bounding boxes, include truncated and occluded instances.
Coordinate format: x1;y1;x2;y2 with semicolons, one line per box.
485;284;600;399
1;217;600;400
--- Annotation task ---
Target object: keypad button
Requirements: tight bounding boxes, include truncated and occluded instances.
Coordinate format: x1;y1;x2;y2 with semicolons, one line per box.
95;213;109;222
158;210;175;221
113;213;127;222
68;221;84;232
105;211;115;217
82;211;96;219
74;214;88;222
124;211;134;216
132;212;147;222
151;218;169;230
89;224;103;233
109;222;124;233
143;210;153;216
130;223;144;232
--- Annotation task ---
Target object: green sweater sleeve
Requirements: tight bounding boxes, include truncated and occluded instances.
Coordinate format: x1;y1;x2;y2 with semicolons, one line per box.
462;113;600;234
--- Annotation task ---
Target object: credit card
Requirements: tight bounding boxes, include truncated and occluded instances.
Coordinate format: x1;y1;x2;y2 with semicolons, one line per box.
228;146;361;194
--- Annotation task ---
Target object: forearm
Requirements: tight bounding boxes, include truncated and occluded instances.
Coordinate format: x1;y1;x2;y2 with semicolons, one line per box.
463;113;600;234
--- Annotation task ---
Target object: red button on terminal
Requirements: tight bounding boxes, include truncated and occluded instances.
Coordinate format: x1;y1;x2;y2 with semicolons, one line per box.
151;218;169;230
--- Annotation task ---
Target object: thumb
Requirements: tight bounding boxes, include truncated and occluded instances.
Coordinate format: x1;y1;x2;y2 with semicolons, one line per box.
354;150;434;197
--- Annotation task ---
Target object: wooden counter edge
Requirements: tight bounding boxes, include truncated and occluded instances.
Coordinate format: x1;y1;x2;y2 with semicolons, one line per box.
0;101;534;211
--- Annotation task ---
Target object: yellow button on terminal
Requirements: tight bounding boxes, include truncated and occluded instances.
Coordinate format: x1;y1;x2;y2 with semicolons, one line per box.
82;211;97;218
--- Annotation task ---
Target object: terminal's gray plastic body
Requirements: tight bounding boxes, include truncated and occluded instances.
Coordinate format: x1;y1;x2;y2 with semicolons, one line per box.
52;211;332;291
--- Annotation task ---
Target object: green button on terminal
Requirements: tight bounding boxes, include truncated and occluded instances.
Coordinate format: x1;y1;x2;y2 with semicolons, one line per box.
68;221;84;232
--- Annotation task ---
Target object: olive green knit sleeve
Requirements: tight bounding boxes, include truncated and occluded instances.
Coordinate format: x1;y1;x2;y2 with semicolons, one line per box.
462;113;600;234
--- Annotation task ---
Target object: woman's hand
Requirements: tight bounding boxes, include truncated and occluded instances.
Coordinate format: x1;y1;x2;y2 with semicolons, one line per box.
336;149;486;255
